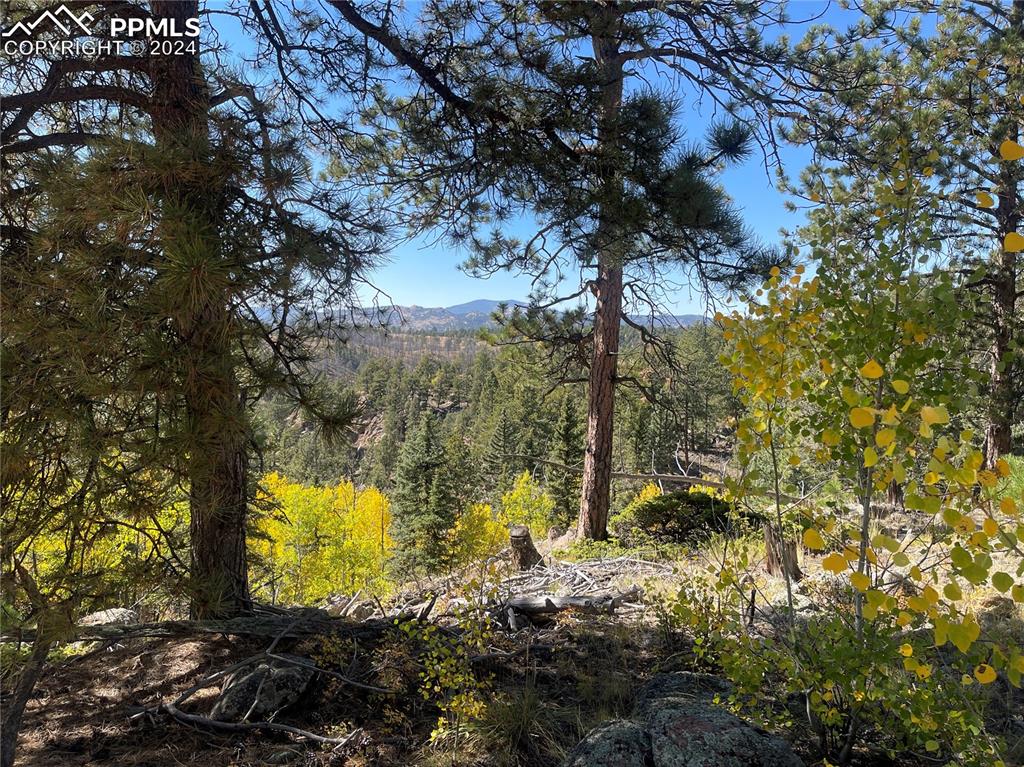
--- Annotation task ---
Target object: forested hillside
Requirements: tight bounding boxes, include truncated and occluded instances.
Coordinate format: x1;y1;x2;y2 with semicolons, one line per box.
2;2;1023;767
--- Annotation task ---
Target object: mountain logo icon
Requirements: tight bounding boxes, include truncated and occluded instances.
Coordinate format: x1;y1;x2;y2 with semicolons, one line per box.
3;5;95;37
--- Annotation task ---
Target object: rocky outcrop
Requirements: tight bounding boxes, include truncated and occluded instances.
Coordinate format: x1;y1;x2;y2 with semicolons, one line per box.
211;654;316;722
564;672;804;767
78;607;138;627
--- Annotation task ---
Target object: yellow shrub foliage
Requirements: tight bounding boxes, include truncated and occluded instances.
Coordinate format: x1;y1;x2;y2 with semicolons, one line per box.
500;471;556;538
251;473;393;604
448;502;509;568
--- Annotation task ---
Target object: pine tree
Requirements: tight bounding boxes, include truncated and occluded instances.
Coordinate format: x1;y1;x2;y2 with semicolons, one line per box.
548;396;584;529
389;414;451;574
787;0;1023;465
484;407;520;494
1;1;382;619
327;1;848;538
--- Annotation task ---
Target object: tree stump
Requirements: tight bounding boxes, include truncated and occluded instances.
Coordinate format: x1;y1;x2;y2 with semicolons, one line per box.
764;524;803;581
509;525;542;571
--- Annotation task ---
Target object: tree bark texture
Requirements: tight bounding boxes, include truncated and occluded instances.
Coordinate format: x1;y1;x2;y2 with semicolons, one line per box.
578;8;625;541
149;0;251;618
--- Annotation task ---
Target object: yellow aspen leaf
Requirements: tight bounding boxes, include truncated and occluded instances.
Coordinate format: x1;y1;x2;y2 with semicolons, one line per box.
899;642;913;657
859;359;884;379
976;191;995;208
882;405;900;425
822;552;847;573
875;429;896;448
850;407;875;429
944;582;963;601
949;624;975;653
770;265;781;277
974;664;997;684
992;572;1013;593
822;429;841;447
1001;497;1019;516
863;447;879;467
851;572;870;591
803;528;826;550
1005;232;1024;252
978;470;998;488
820;358;834;374
891;379;910;394
907;595;929;612
983;517;999;536
897;611;912;627
922;585;939;604
1000;139;1024;161
921;405;949;425
933;617;947;645
1014;585;1024;603
996;458;1011;477
872;534;900;552
915;664;932;680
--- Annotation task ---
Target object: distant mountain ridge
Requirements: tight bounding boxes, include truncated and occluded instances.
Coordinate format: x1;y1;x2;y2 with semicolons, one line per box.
358;299;706;331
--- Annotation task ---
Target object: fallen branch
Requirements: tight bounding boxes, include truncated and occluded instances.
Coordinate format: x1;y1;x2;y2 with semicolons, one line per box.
3;612;402;645
162;701;364;746
504;586;642;616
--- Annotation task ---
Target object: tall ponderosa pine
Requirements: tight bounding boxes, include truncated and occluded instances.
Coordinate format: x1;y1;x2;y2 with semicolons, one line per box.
1;1;380;619
324;0;857;539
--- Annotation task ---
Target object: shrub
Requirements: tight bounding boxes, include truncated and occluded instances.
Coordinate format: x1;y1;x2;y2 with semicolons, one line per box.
500;471;557;538
610;486;749;545
251;472;393;604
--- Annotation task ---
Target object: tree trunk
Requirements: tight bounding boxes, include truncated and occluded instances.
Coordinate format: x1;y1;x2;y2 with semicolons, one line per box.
985;131;1020;468
577;10;624;541
149;1;251;618
0;629;51;767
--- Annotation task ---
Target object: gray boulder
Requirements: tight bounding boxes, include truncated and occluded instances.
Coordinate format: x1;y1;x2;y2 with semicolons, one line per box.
79;607;138;626
211;654;316;722
646;704;804;767
563;672;804;767
634;671;733;716
563;720;651;767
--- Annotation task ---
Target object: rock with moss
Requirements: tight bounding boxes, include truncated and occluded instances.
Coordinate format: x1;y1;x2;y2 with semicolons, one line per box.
563;720;652;767
563;672;804;767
